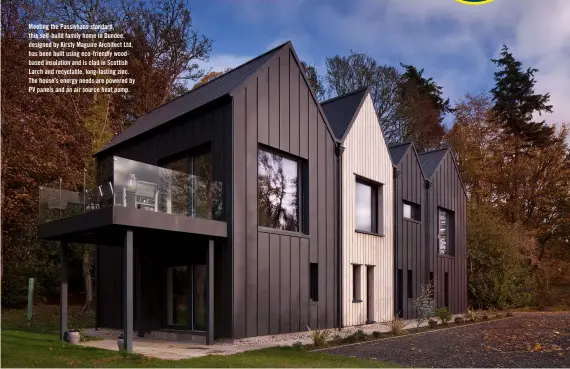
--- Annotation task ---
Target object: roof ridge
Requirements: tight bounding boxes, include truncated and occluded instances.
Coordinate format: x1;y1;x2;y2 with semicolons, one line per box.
388;141;412;148
418;146;449;155
320;86;369;105
128;41;290;122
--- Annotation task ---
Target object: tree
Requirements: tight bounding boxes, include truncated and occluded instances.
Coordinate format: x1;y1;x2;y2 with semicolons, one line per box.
300;61;325;101
490;45;555;147
325;51;401;142
397;64;452;151
193;69;231;89
117;0;212;124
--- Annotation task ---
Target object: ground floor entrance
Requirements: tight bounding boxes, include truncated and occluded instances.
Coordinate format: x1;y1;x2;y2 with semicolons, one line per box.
166;264;207;332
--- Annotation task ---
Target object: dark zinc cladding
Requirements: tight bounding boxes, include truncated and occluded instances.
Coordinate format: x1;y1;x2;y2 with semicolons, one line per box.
257;148;299;231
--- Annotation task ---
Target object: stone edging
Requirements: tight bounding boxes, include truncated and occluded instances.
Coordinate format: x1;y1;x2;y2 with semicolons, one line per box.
311;316;516;352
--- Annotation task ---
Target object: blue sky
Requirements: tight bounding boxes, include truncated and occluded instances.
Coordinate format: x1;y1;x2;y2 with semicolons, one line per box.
192;0;569;131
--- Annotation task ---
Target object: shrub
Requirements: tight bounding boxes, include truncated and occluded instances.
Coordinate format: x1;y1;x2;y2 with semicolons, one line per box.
292;341;303;348
436;307;452;324
353;329;366;341
482;312;489;320
412;283;436;328
307;326;332;347
467;205;537;309
506;311;514;317
332;334;342;341
466;306;478;322
428;319;438;329
454;316;464;325
372;331;382;338
380;314;409;336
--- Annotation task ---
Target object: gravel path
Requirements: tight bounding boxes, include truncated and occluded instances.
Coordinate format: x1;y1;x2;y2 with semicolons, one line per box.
324;312;570;368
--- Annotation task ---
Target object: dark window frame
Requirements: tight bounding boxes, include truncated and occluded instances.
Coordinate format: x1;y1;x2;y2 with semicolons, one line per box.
257;145;308;234
403;200;421;222
352;264;362;302
437;207;455;256
354;175;384;235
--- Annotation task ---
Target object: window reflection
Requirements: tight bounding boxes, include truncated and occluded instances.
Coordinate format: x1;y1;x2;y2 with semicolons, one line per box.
258;149;299;231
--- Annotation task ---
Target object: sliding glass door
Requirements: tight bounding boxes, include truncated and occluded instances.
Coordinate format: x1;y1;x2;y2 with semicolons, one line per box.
166;264;207;331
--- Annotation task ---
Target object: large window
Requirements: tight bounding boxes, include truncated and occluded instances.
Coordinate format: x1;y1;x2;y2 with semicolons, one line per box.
355;178;382;234
403;201;421;222
258;148;300;232
438;208;454;256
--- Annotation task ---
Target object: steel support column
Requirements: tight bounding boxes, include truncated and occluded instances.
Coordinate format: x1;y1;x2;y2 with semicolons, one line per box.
206;239;215;345
123;229;134;352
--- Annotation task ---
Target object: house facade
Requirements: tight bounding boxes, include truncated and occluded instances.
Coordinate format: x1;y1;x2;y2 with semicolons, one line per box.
39;41;339;351
389;143;467;318
321;88;394;326
419;148;468;316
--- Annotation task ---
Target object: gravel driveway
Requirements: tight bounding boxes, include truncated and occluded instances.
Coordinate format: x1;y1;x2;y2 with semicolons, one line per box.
324;312;570;368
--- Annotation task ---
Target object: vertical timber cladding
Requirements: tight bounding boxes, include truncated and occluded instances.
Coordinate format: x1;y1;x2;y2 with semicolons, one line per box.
427;150;468;315
231;44;338;338
341;95;394;326
394;145;426;319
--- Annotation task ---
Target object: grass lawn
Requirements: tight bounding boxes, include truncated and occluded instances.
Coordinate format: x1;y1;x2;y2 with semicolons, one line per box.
1;330;397;368
2;306;397;368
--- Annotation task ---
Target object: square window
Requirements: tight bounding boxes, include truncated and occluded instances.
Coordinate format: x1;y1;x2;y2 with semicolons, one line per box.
403;201;421;222
258;148;301;232
438;208;455;256
355;179;382;234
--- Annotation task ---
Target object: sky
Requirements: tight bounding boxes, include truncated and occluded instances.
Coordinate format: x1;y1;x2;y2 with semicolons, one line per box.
191;0;569;132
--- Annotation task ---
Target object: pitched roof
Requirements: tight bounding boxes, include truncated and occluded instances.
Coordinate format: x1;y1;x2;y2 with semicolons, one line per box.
97;42;288;155
320;87;369;141
418;148;449;178
388;142;411;165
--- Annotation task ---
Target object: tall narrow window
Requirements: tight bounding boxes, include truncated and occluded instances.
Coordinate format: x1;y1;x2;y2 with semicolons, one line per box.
403;201;421;222
353;265;362;301
438;208;454;256
258;148;300;232
310;263;318;302
355;178;382;234
407;270;413;298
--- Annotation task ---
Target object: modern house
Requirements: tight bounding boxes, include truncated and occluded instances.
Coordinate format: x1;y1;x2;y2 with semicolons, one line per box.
321;88;394;327
38;41;469;351
38;41;340;352
389;143;467;318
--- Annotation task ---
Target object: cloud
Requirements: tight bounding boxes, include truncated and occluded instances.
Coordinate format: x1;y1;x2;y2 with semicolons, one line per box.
312;0;569;132
199;54;252;73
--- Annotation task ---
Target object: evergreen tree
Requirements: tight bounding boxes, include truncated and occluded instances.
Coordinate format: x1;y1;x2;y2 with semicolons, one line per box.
490;45;555;147
399;63;454;121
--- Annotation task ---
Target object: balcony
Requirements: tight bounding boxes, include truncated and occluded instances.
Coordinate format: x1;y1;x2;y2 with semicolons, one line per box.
38;156;227;242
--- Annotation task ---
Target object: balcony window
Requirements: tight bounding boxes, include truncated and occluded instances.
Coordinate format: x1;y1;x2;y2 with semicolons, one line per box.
258;148;301;232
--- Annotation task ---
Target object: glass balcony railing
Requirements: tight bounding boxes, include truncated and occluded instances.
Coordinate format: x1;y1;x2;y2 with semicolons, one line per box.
39;156;224;224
